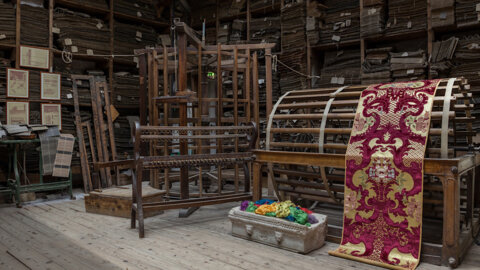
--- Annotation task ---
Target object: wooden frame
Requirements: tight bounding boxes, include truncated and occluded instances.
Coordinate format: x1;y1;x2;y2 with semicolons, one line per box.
19;45;50;70
6;68;29;98
41;103;62;130
6;101;29;125
41;72;61;100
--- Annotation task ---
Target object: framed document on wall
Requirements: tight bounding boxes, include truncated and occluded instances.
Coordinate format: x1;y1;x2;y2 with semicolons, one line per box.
20;45;50;70
6;101;29;125
41;72;61;100
41;103;62;130
7;68;29;98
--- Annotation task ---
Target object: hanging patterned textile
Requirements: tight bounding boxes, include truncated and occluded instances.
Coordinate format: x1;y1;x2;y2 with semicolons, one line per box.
329;80;442;270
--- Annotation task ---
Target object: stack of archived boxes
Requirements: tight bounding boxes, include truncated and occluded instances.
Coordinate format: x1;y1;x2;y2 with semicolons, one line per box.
360;0;386;38
386;0;427;35
390;49;427;81
361;47;392;85
319;0;360;44
0;2;15;45
456;0;480;27
431;0;455;28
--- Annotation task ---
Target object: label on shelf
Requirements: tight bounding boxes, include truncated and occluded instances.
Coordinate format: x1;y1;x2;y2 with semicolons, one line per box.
331;77;338;84
407;69;415;74
133;57;139;63
332;35;341;42
134;3;140;7
117;95;122;101
87;49;94;55
137;11;142;17
346;19;351;27
402;52;409;57
476;3;480;12
136;31;143;38
96;23;103;30
66;94;73;99
407;21;412;28
440;12;447;20
71;46;78;53
368;8;377;15
52;27;60;34
337;77;345;85
64;38;72;45
0;34;5;40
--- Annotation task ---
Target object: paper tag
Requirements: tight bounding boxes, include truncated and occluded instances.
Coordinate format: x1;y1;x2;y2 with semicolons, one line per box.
0;34;5;40
76;80;82;86
337;77;345;85
476;3;480;12
340;13;345;17
332;35;341;42
136;31;142;38
117;95;122;101
407;69;415;74
345;12;351;16
134;3;140;7
346;19;351;27
440;12;447;20
114;122;120;128
402;52;409;57
65;38;72;45
368;8;377;15
137;11;142;17
223;24;228;29
407;21;412;28
133;57;139;63
52;27;60;34
66;93;73;99
71;46;78;53
387;22;391;28
331;77;338;84
96;23;103;29
86;49;94;55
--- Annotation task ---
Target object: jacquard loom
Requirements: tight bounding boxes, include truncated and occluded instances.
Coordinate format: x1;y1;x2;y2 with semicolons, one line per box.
252;78;480;267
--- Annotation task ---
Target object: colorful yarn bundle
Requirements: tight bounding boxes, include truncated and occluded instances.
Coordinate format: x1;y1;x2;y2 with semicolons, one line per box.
239;199;319;227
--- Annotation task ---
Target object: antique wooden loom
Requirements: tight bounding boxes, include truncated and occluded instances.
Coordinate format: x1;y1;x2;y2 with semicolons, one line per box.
129;21;275;218
252;78;479;267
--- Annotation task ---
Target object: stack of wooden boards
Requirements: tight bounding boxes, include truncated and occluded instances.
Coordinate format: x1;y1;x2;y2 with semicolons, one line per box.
250;17;281;52
229;19;246;44
305;1;326;45
0;2;15;46
361;47;392;84
390;49;427;81
0;58;10;100
320;0;360;44
361;0;385;37
21;3;49;47
431;0;455;28
77;0;108;10
54;8;111;55
386;0;427;35
456;0;480;27
113;21;158;57
314;49;361;88
112;72;140;106
430;37;458;78
114;0;157;20
279;2;308;92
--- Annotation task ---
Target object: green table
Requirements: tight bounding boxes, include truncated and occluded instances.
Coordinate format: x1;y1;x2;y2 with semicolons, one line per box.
1;139;73;207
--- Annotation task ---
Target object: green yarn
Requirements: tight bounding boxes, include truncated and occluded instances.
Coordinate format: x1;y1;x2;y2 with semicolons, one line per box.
245;202;258;213
265;212;276;217
289;207;308;225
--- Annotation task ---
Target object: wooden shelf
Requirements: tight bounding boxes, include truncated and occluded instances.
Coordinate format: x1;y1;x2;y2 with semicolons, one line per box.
113;12;169;29
311;39;360;50
55;0;110;16
52;49;110;63
0;43;15;50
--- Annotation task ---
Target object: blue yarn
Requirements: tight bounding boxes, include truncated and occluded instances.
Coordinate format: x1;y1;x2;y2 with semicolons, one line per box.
255;199;275;205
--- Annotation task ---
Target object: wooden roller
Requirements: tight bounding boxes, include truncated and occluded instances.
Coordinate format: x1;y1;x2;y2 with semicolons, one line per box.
264;78;475;205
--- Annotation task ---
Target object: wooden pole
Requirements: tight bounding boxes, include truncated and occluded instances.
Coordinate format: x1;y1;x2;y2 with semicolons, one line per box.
178;32;189;200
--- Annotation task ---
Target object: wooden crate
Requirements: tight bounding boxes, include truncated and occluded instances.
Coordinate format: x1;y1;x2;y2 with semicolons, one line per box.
85;183;165;218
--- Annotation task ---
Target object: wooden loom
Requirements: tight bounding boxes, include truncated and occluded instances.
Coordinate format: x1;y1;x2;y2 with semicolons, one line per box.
132;21;274;216
252;78;480;267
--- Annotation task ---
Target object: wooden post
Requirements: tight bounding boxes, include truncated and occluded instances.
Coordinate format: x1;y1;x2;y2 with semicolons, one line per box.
138;53;148;126
216;43;223;194
246;0;251;42
48;0;54;72
265;48;273;122
108;0;114;104
441;167;460;267
252;162;262;201
233;47;239;193
163;46;170;194
197;43;203;197
15;0;21;67
178;32;189;200
427;0;433;80
253;52;260;149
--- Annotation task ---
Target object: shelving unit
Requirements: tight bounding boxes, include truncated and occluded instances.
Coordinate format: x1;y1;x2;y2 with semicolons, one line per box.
0;0;170;108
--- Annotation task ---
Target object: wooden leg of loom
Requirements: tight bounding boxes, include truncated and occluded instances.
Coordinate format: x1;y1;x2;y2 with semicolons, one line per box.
441;166;460;268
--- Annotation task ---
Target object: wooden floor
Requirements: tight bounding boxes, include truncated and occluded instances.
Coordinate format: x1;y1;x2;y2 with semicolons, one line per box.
0;197;480;270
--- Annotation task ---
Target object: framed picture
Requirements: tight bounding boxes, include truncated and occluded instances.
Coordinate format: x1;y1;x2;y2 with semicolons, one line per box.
41;72;61;100
20;45;50;70
7;68;29;98
6;101;29;125
41;103;62;130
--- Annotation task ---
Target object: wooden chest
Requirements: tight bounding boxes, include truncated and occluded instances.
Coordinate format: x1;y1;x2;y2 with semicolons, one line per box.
85;183;165;218
228;206;327;254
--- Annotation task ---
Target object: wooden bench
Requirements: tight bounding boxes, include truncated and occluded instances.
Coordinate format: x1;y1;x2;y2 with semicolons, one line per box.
131;122;257;237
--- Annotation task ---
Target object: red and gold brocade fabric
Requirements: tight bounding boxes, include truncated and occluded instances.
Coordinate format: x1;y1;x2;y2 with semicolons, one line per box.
329;80;441;270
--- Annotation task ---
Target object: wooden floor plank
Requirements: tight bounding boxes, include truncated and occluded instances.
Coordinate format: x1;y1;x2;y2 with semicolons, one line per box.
1;198;479;270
